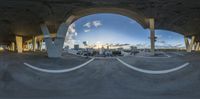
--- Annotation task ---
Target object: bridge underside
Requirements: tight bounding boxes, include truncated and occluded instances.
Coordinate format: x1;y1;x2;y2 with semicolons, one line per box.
0;0;200;43
0;0;200;57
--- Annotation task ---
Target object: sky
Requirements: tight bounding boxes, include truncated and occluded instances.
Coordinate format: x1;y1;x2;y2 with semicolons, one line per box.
64;13;185;49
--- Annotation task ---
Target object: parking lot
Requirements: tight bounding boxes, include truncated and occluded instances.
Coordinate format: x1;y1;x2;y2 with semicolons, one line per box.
0;51;200;99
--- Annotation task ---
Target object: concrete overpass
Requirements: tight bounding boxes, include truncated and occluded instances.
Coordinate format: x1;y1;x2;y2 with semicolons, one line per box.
0;0;200;57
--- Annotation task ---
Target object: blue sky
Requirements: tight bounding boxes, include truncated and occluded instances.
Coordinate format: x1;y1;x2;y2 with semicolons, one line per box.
64;13;185;49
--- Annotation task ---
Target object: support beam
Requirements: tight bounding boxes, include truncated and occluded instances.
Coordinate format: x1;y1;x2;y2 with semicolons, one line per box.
184;37;189;51
11;42;15;51
39;40;43;51
199;44;200;51
195;42;200;51
193;42;196;50
40;23;68;58
149;18;155;55
32;36;37;51
15;36;23;53
184;36;195;52
189;36;195;52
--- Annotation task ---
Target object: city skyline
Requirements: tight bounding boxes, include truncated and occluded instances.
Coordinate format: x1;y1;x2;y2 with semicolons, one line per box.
64;13;185;49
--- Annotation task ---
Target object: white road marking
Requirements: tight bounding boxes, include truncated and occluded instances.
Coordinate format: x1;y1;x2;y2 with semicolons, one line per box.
161;52;171;58
116;58;190;74
24;58;94;73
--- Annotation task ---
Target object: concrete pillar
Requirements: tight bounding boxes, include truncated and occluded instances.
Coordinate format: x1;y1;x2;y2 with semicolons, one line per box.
189;36;195;52
195;42;200;51
149;18;155;55
198;43;200;51
193;42;198;50
184;36;195;52
184;37;189;51
32;36;37;51
40;23;68;58
39;40;43;51
36;41;40;51
11;42;15;51
193;42;196;50
8;44;11;51
15;36;23;53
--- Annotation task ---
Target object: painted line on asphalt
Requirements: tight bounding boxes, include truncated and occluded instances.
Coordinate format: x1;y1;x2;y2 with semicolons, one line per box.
23;58;95;73
116;58;190;74
161;52;171;58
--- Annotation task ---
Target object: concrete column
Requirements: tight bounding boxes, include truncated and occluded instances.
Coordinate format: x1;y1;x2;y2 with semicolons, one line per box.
184;37;189;51
36;41;40;51
184;36;195;52
40;23;68;58
39;40;43;51
199;45;200;51
193;42;196;50
193;42;197;50
195;42;200;51
11;42;15;51
149;18;155;55
189;36;195;52
15;36;23;53
32;36;37;51
8;44;11;51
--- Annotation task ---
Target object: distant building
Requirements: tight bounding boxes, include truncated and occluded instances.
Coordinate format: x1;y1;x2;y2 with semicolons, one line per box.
64;45;69;50
99;46;105;55
130;46;137;51
74;44;79;50
117;47;124;51
106;46;109;50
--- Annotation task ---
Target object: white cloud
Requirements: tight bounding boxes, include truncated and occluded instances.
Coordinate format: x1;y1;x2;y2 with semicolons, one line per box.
65;23;78;48
155;42;185;49
82;20;102;33
155;34;162;39
84;29;91;32
92;20;102;28
68;23;76;33
83;22;91;28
